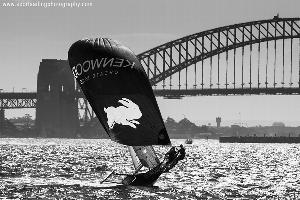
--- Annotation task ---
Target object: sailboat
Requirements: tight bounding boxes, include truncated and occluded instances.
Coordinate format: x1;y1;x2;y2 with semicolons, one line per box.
68;38;185;186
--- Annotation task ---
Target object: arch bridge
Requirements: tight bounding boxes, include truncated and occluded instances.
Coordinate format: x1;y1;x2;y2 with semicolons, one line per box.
1;16;300;123
138;16;300;97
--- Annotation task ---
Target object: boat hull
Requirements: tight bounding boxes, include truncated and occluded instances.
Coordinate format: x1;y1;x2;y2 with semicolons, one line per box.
122;164;164;186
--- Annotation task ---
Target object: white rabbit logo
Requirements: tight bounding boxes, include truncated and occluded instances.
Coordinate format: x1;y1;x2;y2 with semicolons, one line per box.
104;98;142;129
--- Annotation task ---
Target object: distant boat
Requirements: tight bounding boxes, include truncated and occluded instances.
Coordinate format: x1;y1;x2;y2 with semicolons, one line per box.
185;138;193;144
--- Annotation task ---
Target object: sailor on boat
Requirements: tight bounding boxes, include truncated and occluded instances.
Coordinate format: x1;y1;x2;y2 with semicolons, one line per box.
68;37;185;186
165;146;177;161
162;144;185;173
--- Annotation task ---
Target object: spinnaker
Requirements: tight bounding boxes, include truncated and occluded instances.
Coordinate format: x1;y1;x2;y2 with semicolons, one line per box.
68;38;170;146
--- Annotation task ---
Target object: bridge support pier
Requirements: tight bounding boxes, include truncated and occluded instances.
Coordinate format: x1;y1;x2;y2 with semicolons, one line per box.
36;59;79;138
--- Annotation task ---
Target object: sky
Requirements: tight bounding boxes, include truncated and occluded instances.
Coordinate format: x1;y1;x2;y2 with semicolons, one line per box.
0;0;300;126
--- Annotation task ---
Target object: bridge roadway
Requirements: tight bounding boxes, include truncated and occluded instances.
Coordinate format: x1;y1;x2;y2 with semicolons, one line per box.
1;87;300;99
1;87;300;109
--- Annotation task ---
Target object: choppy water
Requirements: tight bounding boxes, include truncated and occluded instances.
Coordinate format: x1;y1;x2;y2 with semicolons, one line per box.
0;138;300;199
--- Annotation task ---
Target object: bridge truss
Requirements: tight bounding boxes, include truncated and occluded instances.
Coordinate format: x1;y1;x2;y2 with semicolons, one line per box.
138;17;300;97
0;93;36;109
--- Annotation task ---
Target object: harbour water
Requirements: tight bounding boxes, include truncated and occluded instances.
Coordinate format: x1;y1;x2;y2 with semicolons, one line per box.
0;138;300;199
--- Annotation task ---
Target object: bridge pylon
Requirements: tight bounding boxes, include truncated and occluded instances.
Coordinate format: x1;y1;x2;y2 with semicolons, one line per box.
35;59;79;137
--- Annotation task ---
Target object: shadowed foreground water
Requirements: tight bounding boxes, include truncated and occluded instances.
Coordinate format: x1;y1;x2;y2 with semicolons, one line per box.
0;138;300;199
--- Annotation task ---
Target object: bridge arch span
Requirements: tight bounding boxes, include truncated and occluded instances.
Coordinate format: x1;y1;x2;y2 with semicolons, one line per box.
137;17;300;89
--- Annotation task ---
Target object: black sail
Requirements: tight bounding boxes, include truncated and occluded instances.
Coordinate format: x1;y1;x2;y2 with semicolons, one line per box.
68;38;171;146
